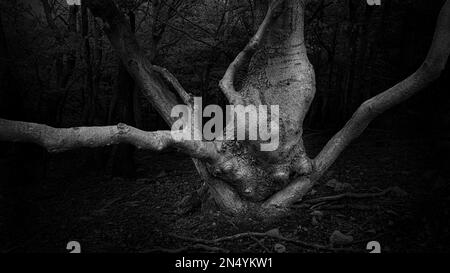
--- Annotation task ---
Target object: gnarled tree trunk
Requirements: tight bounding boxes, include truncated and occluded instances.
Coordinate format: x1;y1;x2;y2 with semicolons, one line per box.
1;0;449;221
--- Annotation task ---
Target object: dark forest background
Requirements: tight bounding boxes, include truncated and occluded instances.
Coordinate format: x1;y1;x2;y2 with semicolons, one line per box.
1;0;450;252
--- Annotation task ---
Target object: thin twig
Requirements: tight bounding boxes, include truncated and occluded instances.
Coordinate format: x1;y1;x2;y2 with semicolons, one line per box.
303;187;407;205
144;243;229;253
223;215;270;253
169;231;361;252
319;204;380;211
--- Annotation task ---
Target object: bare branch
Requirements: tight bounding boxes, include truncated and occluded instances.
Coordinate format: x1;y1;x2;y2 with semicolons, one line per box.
159;0;215;38
0;118;219;162
303;186;407;205
85;0;242;214
219;0;285;105
313;0;450;177
152;65;193;106
86;0;179;125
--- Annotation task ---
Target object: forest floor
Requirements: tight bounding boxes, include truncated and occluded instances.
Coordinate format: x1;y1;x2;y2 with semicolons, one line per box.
1;130;450;253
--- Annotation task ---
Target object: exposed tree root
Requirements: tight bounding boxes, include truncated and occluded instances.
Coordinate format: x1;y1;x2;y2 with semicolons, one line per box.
144;244;229;253
301;186;407;205
169;229;361;252
316;204;381;211
290;187;407;211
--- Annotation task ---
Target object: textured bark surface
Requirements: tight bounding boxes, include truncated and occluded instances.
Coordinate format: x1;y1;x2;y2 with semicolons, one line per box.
213;0;314;206
0;119;218;160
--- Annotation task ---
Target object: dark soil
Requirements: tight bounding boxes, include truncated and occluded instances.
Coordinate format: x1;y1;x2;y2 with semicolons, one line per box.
1;130;449;253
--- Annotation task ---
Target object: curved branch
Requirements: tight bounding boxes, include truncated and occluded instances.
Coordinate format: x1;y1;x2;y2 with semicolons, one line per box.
219;0;285;105
0;119;219;162
86;0;179;125
313;0;450;177
85;0;241;214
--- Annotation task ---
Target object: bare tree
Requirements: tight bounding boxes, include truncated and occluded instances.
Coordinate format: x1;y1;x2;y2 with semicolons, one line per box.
1;0;449;220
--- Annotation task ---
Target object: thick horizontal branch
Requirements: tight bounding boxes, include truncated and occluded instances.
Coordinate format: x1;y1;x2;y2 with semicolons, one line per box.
313;0;450;177
219;0;285;105
0;119;219;162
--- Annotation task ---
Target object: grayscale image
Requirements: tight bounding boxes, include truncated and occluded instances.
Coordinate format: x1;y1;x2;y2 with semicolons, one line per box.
0;0;449;256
